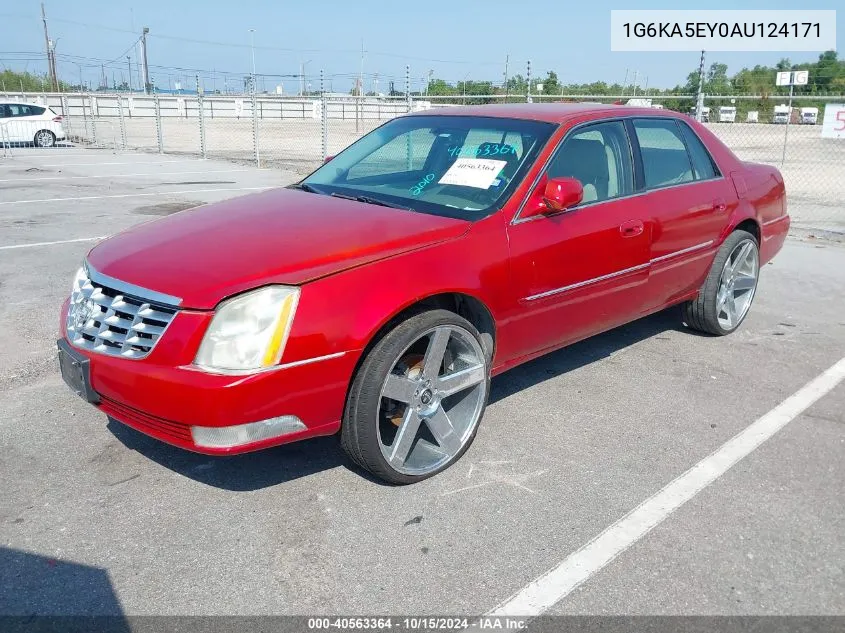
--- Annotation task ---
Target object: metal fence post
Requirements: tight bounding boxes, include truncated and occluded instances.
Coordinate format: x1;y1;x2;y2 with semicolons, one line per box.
320;69;327;162
80;92;90;145
251;88;260;167
117;95;127;149
60;94;71;138
781;81;794;166
154;93;164;154
89;94;98;146
405;65;412;170
196;75;207;159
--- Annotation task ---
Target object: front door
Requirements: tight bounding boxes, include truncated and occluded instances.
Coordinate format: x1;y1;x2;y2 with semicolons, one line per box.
505;120;651;361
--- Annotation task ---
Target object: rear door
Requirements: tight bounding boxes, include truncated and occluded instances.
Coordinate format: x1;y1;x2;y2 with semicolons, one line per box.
6;104;41;143
505;119;651;358
630;117;734;307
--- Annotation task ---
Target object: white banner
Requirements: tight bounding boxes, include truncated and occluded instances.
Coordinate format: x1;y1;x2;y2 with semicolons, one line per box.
821;104;845;139
611;10;836;51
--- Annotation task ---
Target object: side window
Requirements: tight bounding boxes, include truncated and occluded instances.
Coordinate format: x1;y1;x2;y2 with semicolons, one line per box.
633;119;694;189
0;105;9;118
346;129;436;180
677;121;720;180
7;104;25;117
27;105;46;116
546;121;633;204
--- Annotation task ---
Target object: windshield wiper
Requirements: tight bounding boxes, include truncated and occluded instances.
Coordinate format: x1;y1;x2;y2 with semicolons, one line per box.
288;182;322;194
330;192;412;211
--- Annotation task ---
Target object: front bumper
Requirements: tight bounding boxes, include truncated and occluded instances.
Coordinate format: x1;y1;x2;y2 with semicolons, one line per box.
59;299;358;454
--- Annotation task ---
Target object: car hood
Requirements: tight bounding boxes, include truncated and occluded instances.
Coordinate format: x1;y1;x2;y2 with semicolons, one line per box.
86;188;470;309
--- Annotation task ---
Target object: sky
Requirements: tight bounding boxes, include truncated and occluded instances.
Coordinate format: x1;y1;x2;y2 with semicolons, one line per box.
1;0;842;94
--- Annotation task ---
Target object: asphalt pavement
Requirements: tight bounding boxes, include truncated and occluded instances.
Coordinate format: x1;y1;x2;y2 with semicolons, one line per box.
0;147;842;618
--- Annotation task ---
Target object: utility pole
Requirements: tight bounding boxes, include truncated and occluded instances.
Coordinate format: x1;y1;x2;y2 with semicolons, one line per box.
126;57;132;91
695;50;706;122
140;27;151;94
41;3;58;91
503;55;509;101
632;70;639;97
621;68;629;98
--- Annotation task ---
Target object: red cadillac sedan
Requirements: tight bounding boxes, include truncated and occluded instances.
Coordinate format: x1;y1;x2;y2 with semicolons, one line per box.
58;104;789;484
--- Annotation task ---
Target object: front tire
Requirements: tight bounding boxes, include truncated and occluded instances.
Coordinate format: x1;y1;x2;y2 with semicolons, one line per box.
34;130;56;148
683;229;759;336
341;309;490;484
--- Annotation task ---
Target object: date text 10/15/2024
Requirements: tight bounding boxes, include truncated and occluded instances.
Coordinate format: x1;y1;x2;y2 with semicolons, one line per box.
307;617;527;630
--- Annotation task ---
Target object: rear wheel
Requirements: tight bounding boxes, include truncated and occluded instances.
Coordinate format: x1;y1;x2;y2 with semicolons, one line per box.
34;130;56;148
683;229;759;336
341;309;489;484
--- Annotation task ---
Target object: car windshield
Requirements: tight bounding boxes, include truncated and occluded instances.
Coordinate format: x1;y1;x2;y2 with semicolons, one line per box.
300;115;556;219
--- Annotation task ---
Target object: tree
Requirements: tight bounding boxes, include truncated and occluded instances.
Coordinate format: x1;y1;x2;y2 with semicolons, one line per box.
539;70;560;96
706;63;730;94
0;69;71;92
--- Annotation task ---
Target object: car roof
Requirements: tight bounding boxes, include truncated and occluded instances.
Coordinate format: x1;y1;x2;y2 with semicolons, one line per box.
409;102;687;124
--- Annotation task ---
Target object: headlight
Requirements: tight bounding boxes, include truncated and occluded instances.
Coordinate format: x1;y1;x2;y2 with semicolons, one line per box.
194;285;300;373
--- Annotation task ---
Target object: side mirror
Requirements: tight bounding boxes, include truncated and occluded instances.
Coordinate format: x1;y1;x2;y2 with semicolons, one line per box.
323;155;335;164
542;177;583;212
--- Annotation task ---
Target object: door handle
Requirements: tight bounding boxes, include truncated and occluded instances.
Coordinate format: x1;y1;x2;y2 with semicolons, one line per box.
619;219;644;238
712;198;727;212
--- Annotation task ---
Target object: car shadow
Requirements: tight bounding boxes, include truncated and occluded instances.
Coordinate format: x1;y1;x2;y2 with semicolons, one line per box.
108;306;690;491
0;547;130;631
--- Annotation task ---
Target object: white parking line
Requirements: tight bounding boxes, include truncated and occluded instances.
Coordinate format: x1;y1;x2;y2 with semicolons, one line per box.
0;169;249;183
0;236;107;251
0;186;272;206
475;355;845;627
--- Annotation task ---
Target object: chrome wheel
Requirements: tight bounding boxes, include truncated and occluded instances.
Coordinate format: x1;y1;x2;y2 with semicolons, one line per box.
35;130;55;148
716;239;758;330
377;325;487;476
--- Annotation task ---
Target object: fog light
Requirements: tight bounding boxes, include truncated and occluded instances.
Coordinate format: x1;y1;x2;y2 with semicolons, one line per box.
191;416;306;449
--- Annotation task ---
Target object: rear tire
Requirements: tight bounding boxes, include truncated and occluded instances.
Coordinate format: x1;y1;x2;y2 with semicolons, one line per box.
682;229;759;336
341;309;490;485
34;130;56;148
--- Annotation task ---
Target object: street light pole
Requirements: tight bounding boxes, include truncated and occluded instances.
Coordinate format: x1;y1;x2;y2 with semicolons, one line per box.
140;27;151;94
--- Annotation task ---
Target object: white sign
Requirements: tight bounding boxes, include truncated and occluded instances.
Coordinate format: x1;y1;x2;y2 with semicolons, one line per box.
821;103;845;139
536;83;544;92
776;70;810;86
438;158;507;189
610;10;837;52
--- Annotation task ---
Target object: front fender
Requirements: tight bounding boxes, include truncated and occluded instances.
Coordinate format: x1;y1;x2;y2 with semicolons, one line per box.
281;215;510;367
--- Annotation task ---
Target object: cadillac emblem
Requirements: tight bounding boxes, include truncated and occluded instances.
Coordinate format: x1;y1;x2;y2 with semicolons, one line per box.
71;298;97;331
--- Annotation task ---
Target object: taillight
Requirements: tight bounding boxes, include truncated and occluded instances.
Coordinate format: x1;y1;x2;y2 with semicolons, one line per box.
53;116;63;122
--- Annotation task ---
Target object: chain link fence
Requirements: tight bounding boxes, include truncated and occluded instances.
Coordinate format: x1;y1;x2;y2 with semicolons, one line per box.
2;90;843;234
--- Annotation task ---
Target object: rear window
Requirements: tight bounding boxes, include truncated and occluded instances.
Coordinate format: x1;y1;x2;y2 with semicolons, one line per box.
7;104;46;116
678;121;720;180
633;119;694;189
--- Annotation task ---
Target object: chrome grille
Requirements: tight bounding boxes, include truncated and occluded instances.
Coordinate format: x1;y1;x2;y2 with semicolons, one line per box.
66;269;178;359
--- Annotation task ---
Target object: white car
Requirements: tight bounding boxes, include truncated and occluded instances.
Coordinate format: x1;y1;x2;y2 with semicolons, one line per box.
0;102;67;147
